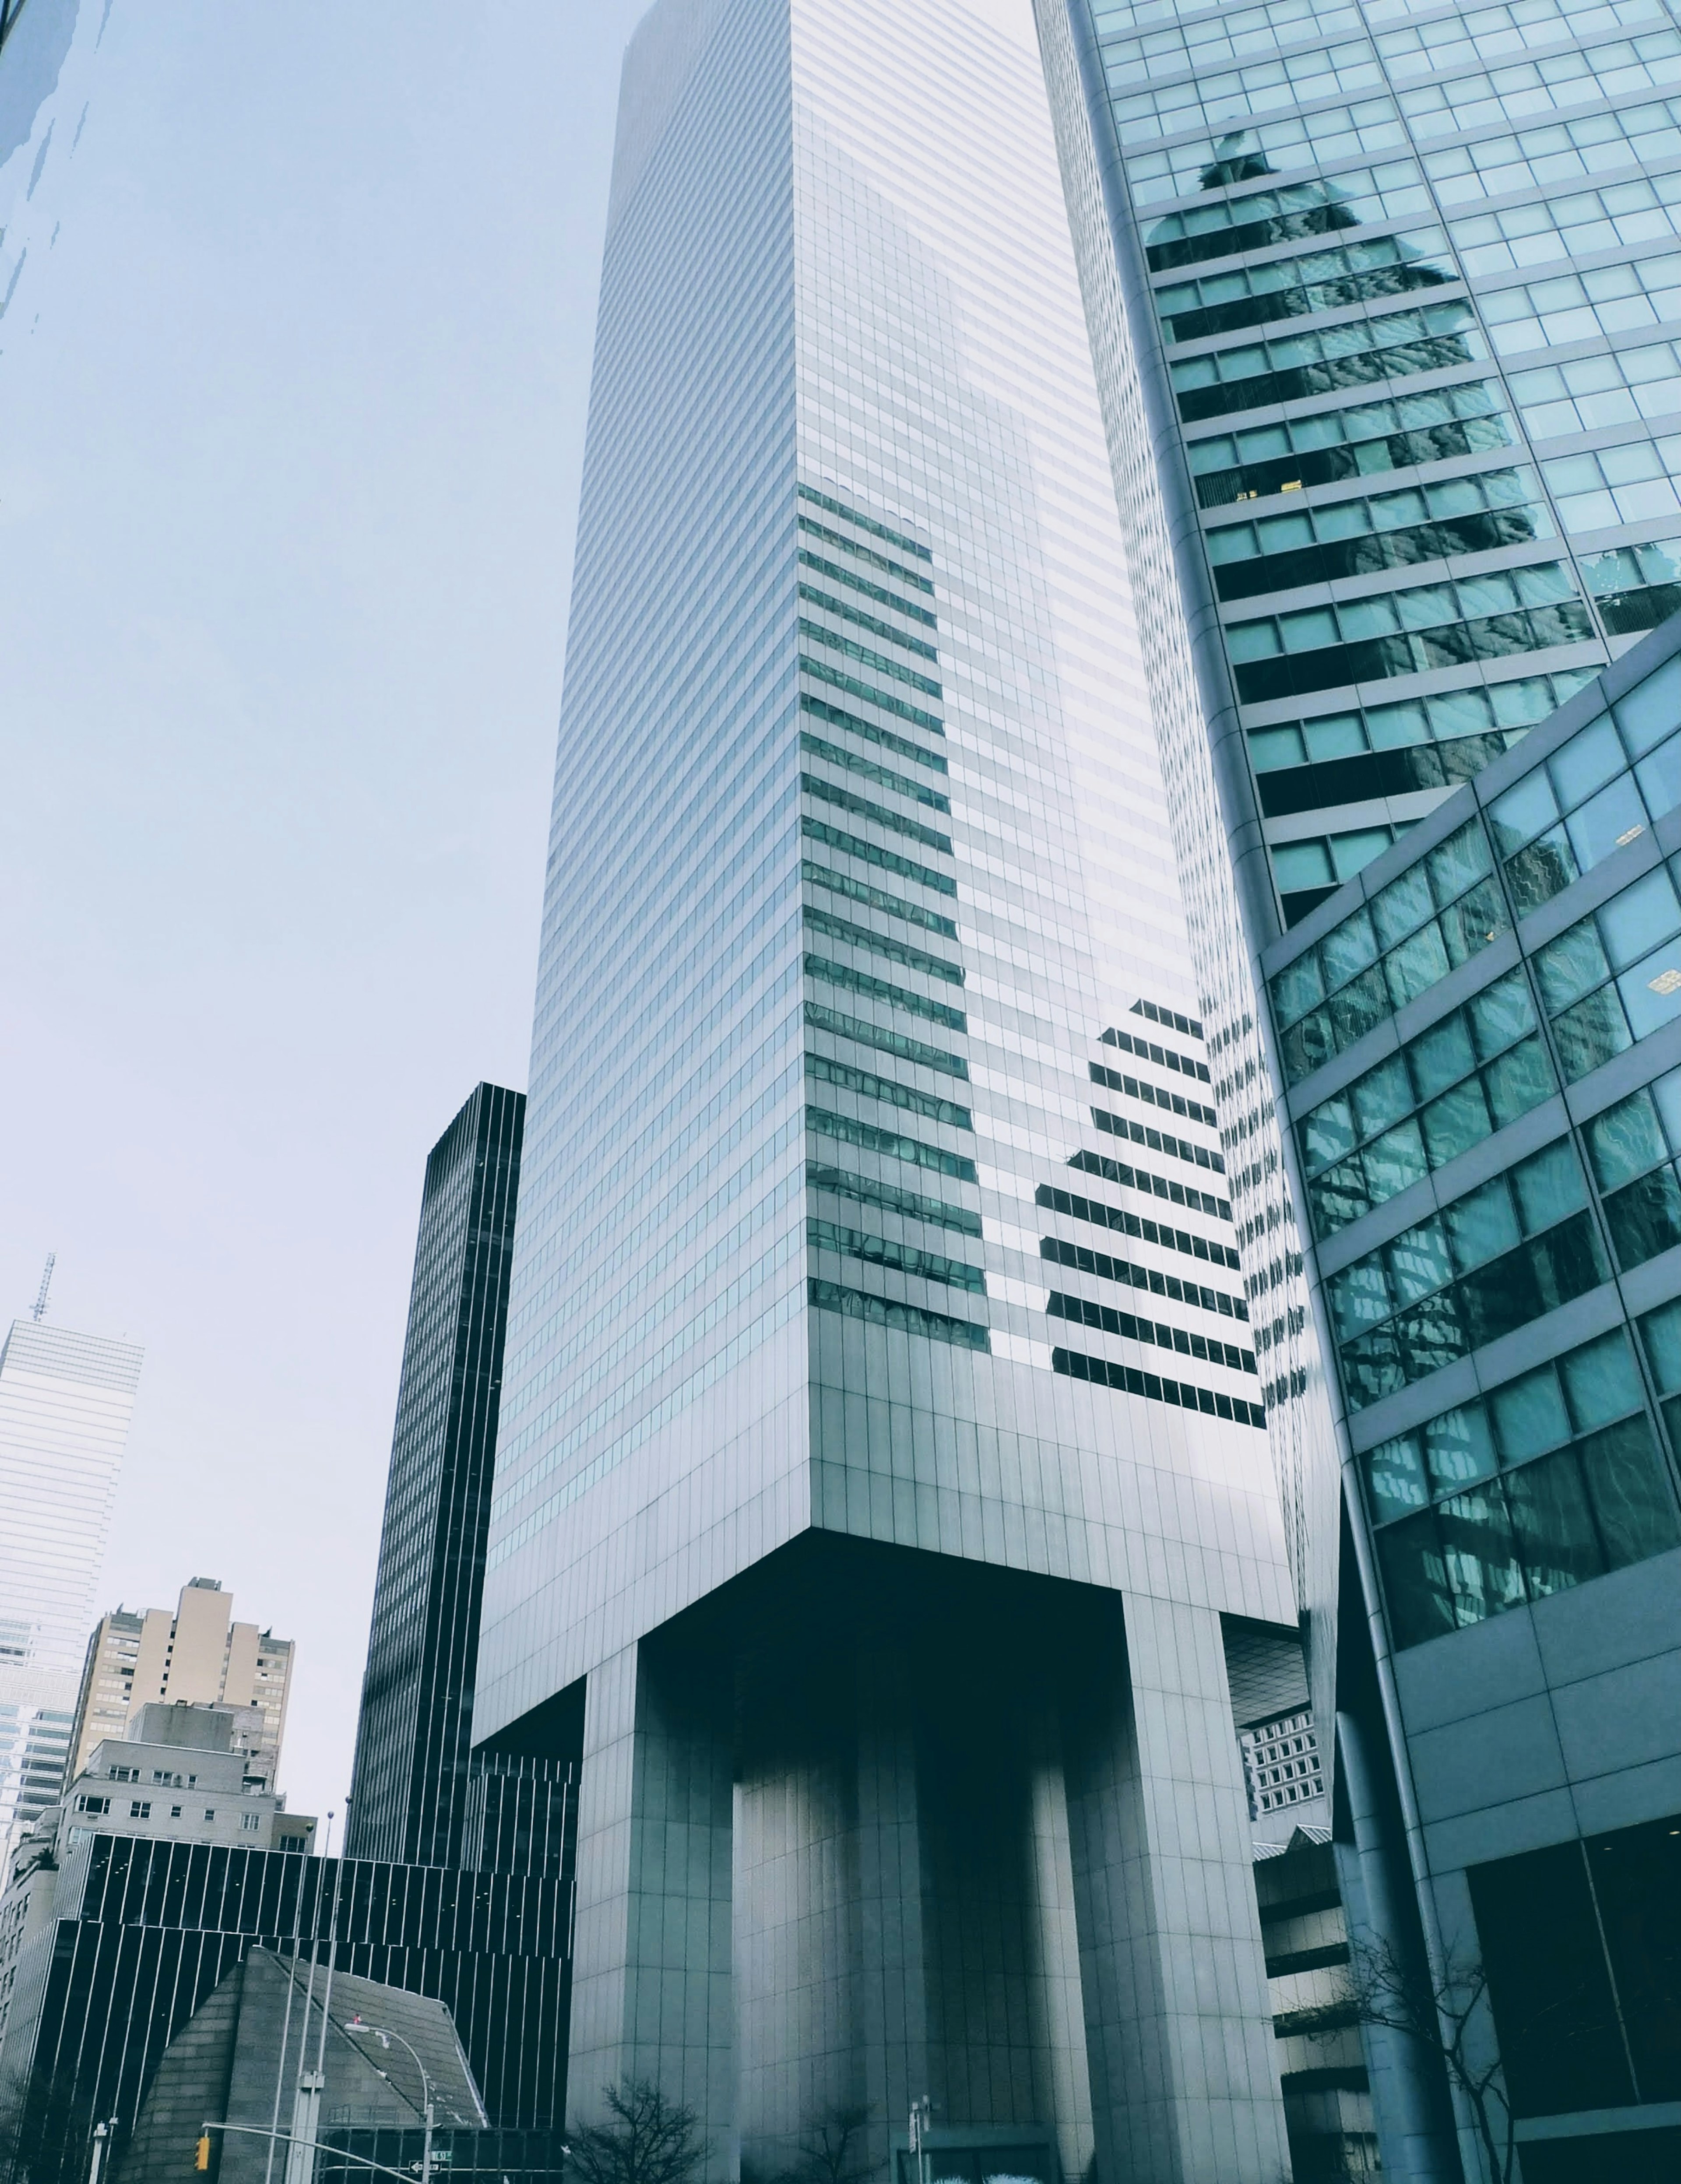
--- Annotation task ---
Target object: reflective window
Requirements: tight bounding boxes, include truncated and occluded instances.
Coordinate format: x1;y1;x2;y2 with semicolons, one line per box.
1480;248;1681;357
1155;228;1451;345
1125;103;1407;206
1170;300;1484;424
1585;1061;1681;1269
1299;967;1554;1236
1510;337;1681;439
1327;1137;1609;1409
1489;671;1681;913
1272;819;1508;1084
1367;1326;1677;1646
1532;850;1681;1080
1396;30;1681;141
1424;92;1681;205
1188;380;1512;509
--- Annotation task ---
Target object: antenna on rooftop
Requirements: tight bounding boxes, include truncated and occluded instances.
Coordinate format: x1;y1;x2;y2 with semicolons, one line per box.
30;1253;55;1322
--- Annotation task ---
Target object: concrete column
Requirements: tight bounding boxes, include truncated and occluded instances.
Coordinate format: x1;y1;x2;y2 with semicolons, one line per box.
1064;1593;1289;2184
852;1638;932;2175
566;1639;735;2174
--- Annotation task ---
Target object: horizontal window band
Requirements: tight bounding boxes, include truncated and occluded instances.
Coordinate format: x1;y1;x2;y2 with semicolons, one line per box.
1091;1104;1224;1174
798;619;942;699
805;954;967;1032
810;1277;988;1350
798;483;932;565
1090;1061;1217;1128
800;692;946;766
807;1219;984;1293
1046;1291;1256;1375
802;773;952;854
1037;1182;1243;1272
804;904;963;985
1051;1344;1267;1428
800;730;949;811
1040;1234;1246;1320
803;1000;968;1080
1195;411;1510;511
1180;334;1471;423
804;1052;972;1131
1163;258;1451;346
806;1161;981;1237
1232;601;1596;705
800;816;956;897
799;656;943;734
796;551;939;630
798;581;939;663
807;1105;978;1181
1069;1145;1230;1221
1101;1023;1210;1082
1210;504;1547;605
796;516;935;595
801;859;957;940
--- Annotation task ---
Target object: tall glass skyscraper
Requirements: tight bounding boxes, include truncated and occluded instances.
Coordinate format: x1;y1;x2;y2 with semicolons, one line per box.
0;1316;142;1854
479;3;1308;2180
348;1084;527;1870
1038;1;1681;2177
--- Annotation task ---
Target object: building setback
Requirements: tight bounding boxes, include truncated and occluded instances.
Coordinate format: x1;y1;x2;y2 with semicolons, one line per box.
1036;4;1681;2178
348;1085;525;1870
478;5;1308;2183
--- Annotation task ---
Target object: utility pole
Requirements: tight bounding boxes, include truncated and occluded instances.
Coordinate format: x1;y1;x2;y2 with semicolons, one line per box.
344;2023;435;2184
87;2117;115;2184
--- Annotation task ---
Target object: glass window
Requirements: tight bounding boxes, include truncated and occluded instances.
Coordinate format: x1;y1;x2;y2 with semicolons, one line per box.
1490;1364;1572;1460
1586;1087;1667;1190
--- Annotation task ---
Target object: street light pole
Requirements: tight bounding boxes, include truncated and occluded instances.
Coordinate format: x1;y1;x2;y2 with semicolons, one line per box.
342;2022;434;2184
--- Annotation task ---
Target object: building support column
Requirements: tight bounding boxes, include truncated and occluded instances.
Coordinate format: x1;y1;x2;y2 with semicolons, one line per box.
566;1637;735;2175
1064;1592;1289;2184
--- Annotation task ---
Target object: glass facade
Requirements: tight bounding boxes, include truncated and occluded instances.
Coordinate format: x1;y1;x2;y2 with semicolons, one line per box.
1054;0;1681;931
348;1085;526;1871
479;4;1305;2182
1041;4;1681;2174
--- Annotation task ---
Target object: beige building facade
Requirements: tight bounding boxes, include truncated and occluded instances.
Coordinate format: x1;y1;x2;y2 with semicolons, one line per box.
69;1579;293;1786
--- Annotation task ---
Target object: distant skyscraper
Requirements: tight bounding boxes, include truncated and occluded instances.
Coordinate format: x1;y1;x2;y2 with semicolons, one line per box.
68;1578;295;1784
0;1314;142;1852
1035;4;1681;2177
477;5;1306;2181
0;0;113;359
348;1084;525;1869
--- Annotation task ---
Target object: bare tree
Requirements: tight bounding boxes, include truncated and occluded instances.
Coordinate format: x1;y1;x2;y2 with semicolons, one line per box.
566;2080;706;2184
1298;1935;1515;2184
781;2106;874;2184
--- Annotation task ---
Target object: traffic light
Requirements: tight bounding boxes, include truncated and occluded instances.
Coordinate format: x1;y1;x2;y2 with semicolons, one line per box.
195;2135;212;2172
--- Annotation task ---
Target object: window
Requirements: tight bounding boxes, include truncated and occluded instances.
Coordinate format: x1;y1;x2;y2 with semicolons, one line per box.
1398;29;1681;146
75;1796;109;1815
1299;968;1555;1237
802;904;963;985
130;1801;151;1819
1365;1326;1677;1643
1037;1181;1244;1271
1425;93;1681;209
1532;850;1681;1081
1579;532;1681;634
804;999;967;1081
805;955;964;1032
1126;98;1407;207
239;1813;261;1833
1145;158;1428;276
1189;378;1512;509
171;1805;182;1818
1248;669;1589;778
801;732;947;813
805;1053;971;1131
1052;1342;1268;1427
1226;563;1593;706
801;775;950;855
1329;1137;1611;1410
809;1277;987;1350
1205;467;1548;604
1156;229;1451;346
1511;334;1681;440
1112;38;1386;151
1046;1290;1256;1374
1171;299;1482;425
807;1218;984;1293
1067;1145;1230;1220
807;1161;981;1238
1489;667;1681;915
1090;1061;1218;1127
1040;1234;1248;1320
1090;1102;1225;1173
204;1809;216;1822
1481;242;1681;357
1271;820;1509;1085
1469;1812;1681;2118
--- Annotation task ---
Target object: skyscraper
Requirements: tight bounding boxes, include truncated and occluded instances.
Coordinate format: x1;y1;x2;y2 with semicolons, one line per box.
348;1083;525;1869
0;1315;143;1852
478;5;1306;2180
1037;2;1681;2177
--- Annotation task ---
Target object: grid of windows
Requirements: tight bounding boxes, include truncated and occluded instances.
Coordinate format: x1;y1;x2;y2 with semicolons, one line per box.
1362;1325;1678;1644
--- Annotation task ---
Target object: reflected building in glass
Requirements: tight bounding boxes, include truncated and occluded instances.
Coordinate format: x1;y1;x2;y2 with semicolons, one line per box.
478;2;1311;2181
1036;0;1681;2177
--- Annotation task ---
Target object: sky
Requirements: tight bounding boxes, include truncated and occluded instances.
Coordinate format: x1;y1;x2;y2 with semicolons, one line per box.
0;0;1039;1835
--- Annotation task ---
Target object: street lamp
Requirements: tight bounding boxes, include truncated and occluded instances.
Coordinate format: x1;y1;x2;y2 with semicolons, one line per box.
343;2021;434;2184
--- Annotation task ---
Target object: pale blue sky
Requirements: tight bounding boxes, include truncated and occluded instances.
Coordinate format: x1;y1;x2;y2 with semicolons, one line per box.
0;0;646;1827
